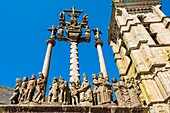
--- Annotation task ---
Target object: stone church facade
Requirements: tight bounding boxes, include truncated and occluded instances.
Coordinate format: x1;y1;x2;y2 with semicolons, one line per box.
108;0;170;113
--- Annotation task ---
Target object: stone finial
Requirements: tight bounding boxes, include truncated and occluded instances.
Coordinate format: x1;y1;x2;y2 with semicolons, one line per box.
48;25;57;39
92;28;103;47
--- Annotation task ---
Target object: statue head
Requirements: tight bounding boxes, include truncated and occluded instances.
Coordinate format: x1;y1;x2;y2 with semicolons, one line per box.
70;81;76;87
52;77;58;83
131;77;135;82
38;72;44;79
23;76;28;82
98;72;104;79
83;73;88;82
92;74;97;79
59;75;64;83
16;78;22;86
126;78;130;83
120;76;125;82
31;74;36;80
112;78;117;83
105;76;109;81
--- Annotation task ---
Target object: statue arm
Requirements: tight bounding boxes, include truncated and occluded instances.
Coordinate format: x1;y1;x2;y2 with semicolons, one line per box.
78;82;90;92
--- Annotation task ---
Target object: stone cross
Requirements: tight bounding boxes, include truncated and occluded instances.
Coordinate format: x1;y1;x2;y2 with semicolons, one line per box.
57;6;90;84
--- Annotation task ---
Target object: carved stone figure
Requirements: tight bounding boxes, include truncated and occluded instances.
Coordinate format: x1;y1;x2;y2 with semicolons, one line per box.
78;73;92;105
19;76;28;103
92;28;102;41
82;14;88;24
92;74;99;105
104;76;112;104
119;76;131;106
58;76;68;104
126;78;142;107
96;72;106;105
70;82;79;105
112;78;125;106
131;77;141;96
33;72;46;103
57;24;64;36
85;26;90;39
10;78;22;104
59;12;65;23
48;77;59;102
25;74;36;102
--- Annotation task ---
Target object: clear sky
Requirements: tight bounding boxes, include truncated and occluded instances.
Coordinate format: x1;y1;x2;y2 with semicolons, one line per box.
0;0;170;94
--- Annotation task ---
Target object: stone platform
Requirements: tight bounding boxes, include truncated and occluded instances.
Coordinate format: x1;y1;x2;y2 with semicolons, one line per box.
0;105;148;113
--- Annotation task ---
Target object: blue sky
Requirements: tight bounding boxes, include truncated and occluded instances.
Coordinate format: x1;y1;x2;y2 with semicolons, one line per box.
0;0;169;94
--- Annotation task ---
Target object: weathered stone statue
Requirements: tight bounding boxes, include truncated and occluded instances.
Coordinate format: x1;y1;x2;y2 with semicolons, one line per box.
58;76;68;104
119;76;131;106
104;76;112;104
93;28;102;41
92;74;99;105
25;74;36;102
131;77;141;96
33;72;46;103
97;72;106;105
19;76;28;103
112;78;125;106
10;78;22;104
126;78;142;107
48;77;59;102
78;73;92;105
57;24;64;36
85;26;90;39
70;82;79;105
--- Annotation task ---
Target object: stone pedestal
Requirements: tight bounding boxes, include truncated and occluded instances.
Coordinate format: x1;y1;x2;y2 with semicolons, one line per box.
0;105;149;113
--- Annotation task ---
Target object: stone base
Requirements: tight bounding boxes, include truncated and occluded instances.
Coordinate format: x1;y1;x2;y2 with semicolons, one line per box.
0;105;149;113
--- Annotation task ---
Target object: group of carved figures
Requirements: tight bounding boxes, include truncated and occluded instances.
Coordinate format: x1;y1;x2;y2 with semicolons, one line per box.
10;72;142;106
10;72;46;104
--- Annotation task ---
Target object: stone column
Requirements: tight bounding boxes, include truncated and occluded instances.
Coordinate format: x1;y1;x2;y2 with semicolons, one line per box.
69;42;80;83
95;39;108;78
42;25;57;92
42;37;56;94
42;38;56;79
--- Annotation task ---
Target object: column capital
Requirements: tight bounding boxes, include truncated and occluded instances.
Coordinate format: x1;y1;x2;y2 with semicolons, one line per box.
46;38;56;47
94;39;103;48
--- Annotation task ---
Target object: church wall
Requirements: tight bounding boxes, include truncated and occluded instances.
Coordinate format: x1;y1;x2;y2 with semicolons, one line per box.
109;0;170;112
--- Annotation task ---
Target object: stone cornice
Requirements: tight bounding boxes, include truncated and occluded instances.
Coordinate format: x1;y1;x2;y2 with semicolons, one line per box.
0;105;149;113
114;1;161;9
